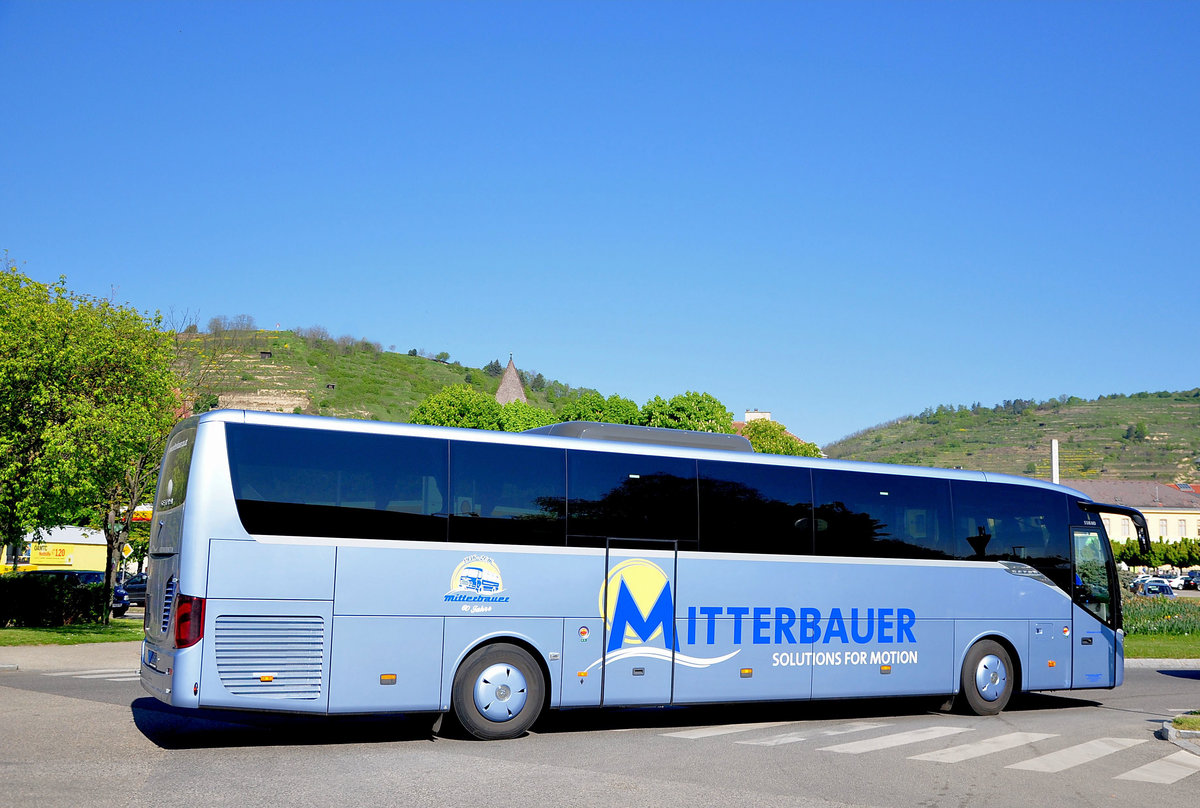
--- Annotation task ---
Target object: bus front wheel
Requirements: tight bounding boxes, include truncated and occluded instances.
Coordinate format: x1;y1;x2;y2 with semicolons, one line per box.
451;643;544;740
960;639;1013;715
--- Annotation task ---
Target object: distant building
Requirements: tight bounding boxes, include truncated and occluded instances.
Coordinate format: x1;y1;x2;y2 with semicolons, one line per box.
495;356;527;405
1065;480;1200;543
0;526;107;572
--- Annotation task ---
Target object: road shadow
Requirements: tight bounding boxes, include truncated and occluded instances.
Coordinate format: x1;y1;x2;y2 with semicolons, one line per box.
1157;669;1200;681
531;689;1099;737
131;697;437;749
133;688;1103;747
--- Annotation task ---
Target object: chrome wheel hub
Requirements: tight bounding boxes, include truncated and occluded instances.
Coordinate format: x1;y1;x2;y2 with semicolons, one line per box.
473;663;528;722
974;653;1008;702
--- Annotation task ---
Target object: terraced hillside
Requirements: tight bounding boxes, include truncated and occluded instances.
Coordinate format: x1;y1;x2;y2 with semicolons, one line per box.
180;329;590;423
823;392;1200;483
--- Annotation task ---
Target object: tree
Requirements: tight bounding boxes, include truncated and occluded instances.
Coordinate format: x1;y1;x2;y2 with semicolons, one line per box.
0;267;181;623
409;385;502;430
483;359;503;377
741;419;822;457
640;391;734;433
558;391;641;425
499;401;557;432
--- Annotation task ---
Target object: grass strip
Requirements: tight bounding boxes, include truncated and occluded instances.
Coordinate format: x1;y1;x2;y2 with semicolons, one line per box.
0;618;144;646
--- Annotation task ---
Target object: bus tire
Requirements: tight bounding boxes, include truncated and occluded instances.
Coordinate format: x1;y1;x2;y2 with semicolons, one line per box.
451;643;544;740
960;639;1013;715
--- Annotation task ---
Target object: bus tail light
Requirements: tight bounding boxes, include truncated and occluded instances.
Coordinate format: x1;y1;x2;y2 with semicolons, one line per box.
174;594;205;649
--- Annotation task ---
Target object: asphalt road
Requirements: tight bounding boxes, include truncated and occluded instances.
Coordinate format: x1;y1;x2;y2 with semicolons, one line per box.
1;639;1197;808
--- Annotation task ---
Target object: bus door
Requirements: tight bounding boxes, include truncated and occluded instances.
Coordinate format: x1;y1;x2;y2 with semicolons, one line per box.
601;539;679;706
1070;526;1117;688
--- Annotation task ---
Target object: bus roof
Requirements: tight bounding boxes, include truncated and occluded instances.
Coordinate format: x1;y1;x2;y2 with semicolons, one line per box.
525;421;753;452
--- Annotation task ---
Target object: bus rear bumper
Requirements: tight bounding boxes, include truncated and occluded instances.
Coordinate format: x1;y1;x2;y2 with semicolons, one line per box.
139;640;202;709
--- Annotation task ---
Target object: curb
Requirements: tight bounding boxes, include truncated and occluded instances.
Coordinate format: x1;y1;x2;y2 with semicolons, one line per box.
1157;721;1200;756
1123;658;1199;669
0;664;17;672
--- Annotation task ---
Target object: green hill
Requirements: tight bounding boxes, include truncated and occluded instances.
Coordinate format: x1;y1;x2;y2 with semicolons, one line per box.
824;392;1200;483
181;328;594;423
184;329;1199;483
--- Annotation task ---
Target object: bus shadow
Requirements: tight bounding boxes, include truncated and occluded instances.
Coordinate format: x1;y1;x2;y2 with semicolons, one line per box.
133;689;1101;748
130;698;437;749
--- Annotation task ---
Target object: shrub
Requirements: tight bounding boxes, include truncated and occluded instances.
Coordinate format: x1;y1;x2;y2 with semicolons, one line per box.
0;574;107;627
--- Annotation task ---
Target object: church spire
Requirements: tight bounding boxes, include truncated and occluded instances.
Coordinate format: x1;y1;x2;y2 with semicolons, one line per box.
495;355;527;405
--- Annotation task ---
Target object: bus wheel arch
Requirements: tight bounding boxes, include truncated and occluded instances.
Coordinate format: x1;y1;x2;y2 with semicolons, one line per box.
959;636;1019;715
449;639;549;740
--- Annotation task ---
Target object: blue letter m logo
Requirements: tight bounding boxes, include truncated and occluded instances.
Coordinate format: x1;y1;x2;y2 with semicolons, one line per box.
607;578;676;653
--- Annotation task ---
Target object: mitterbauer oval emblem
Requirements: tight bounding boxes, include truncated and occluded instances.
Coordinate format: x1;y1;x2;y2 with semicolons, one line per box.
445;555;509;603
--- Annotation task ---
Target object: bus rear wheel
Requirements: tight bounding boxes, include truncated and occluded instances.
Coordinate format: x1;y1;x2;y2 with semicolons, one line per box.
451;643;544;740
960;639;1013;715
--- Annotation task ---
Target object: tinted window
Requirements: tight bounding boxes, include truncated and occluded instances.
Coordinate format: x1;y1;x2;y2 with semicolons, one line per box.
157;423;196;512
952;480;1069;589
813;469;953;558
449;441;566;547
227;424;448;541
568;451;696;544
699;460;813;554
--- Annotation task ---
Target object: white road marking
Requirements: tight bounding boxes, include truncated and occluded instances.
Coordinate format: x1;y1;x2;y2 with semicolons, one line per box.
662;721;794;739
1006;737;1146;773
737;721;891;747
909;732;1058;763
1115;750;1200;784
43;668;132;677
821;726;971;754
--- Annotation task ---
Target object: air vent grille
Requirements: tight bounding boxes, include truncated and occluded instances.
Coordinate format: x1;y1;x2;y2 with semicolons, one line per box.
214;615;324;699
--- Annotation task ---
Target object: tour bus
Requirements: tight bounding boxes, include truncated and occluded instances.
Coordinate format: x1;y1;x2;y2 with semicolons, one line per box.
140;410;1149;740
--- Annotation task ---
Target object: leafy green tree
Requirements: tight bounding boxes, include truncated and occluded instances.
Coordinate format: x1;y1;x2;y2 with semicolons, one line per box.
559;391;641;425
483;359;503;377
409;385;502;430
640;391;734;433
499;401;557;432
742;419;822;457
0;266;181;623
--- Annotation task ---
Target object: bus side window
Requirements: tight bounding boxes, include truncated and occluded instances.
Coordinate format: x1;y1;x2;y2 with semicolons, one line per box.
812;469;951;559
698;460;813;555
449;441;566;547
567;450;696;545
952;481;1069;590
226;424;449;541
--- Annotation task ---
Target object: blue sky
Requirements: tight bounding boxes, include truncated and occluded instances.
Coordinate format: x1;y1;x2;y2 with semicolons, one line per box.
2;1;1197;446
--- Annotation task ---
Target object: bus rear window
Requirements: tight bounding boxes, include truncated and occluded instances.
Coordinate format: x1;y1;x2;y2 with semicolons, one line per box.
157;424;197;513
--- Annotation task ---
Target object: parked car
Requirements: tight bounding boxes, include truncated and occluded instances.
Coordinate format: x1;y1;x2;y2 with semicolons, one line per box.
1162;574;1186;590
20;570;129;617
1130;578;1170;595
120;572;147;606
1183;573;1200;591
1129;574;1154;591
1138;582;1176;598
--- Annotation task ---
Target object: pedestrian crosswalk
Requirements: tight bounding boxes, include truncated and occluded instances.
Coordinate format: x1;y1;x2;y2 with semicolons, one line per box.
660;718;1200;785
43;668;140;683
